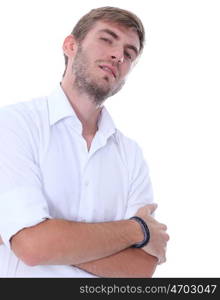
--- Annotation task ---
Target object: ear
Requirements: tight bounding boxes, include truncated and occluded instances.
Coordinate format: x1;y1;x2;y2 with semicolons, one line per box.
62;34;78;58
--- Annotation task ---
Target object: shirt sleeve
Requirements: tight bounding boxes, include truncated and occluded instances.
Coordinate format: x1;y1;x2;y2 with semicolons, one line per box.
124;142;155;219
0;107;51;249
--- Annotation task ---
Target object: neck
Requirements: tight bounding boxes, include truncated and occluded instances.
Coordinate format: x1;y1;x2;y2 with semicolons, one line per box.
61;79;102;136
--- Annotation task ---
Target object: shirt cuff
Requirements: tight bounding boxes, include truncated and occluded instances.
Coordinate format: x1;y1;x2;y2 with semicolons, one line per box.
0;186;52;249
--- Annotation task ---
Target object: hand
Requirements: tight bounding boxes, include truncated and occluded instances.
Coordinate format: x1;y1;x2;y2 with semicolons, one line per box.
134;204;169;264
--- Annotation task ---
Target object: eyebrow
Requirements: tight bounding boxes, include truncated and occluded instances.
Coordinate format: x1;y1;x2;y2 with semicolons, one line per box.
98;28;139;56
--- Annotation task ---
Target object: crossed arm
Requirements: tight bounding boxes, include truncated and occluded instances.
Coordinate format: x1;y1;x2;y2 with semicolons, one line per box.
6;218;158;277
0;235;156;277
76;248;157;278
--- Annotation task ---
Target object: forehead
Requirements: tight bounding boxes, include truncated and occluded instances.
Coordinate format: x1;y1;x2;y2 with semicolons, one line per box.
85;21;140;52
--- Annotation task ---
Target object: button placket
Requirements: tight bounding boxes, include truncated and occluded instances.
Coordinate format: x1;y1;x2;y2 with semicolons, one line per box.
77;153;91;222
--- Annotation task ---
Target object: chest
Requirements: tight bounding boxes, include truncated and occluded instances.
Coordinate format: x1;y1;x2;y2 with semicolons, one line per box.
40;127;129;223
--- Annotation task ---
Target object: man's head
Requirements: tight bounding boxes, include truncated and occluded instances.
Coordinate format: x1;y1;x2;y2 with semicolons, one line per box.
62;7;145;105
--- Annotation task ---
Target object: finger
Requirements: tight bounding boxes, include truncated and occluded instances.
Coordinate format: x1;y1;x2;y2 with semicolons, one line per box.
146;203;158;214
161;256;166;264
158;255;166;265
165;233;170;241
160;223;167;230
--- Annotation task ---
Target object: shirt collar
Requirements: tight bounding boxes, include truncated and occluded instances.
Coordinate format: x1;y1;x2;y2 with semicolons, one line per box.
47;84;80;126
98;106;116;139
47;84;116;139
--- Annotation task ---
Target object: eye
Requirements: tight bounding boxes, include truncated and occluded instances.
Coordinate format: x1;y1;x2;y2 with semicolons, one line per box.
100;37;112;44
124;51;132;60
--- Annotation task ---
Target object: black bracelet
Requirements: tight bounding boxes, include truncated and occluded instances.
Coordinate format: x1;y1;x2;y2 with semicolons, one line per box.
130;216;150;248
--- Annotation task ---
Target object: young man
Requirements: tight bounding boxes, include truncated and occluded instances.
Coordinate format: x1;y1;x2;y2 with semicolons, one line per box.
0;7;169;277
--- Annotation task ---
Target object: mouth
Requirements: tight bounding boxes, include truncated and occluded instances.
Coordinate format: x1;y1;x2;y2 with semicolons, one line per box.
99;65;116;79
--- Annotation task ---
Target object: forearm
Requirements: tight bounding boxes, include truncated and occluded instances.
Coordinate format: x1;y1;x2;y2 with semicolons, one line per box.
11;218;142;267
76;248;158;278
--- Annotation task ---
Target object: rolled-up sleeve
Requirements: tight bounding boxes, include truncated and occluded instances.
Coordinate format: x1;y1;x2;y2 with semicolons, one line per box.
0;107;51;249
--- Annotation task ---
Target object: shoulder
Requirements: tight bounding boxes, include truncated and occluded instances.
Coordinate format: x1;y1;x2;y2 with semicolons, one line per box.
0;96;48;133
114;129;144;157
0;97;50;158
114;129;147;170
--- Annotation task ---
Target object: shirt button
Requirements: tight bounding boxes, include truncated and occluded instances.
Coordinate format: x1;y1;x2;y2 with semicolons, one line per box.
84;180;89;187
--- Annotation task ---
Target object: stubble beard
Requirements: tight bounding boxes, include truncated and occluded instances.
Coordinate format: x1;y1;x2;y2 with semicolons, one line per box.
72;44;125;106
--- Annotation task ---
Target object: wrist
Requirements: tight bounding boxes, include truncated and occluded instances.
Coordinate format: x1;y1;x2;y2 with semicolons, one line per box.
129;218;145;245
129;216;150;248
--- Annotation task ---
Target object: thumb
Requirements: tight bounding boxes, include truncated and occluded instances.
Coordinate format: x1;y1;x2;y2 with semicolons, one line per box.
146;203;158;214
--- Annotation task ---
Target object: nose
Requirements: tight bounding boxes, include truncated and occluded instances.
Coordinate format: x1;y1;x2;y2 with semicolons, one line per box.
110;47;124;64
111;55;124;64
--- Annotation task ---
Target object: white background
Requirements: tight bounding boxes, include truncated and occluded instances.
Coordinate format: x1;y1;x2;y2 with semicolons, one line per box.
0;0;219;277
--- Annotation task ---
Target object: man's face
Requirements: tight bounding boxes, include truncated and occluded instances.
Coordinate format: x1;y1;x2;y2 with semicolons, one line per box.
71;21;140;105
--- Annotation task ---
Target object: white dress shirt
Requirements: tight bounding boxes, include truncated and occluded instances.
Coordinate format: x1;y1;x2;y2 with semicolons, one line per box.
0;84;153;277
